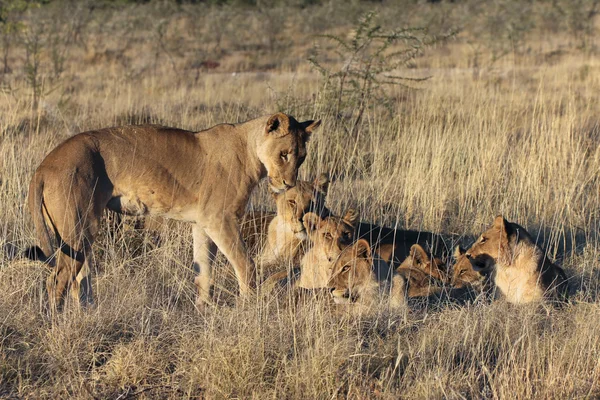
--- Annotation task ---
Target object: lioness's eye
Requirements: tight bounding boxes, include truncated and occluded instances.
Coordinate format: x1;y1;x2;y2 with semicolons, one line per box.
480;236;487;243
288;199;296;207
342;265;351;273
280;152;289;162
324;232;333;240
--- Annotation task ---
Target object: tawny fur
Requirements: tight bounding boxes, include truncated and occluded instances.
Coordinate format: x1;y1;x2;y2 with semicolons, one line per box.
328;239;406;310
464;215;568;304
296;209;357;289
257;174;329;269
27;113;320;310
396;244;447;298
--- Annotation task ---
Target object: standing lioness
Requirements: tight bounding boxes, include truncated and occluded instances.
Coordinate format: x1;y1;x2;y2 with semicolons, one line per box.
27;113;320;310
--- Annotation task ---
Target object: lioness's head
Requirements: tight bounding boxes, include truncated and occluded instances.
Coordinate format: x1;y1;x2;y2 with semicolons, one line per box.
273;173;330;240
258;113;321;194
464;215;512;272
451;246;487;289
399;244;449;283
303;208;358;261
328;239;375;304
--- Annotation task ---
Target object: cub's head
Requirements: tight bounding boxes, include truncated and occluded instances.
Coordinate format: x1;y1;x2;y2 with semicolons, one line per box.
328;239;374;304
303;209;358;261
273;174;330;240
463;215;512;272
258;113;321;194
399;244;449;283
451;246;487;289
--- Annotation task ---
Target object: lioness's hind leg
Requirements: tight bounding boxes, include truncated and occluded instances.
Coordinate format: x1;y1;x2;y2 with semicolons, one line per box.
72;258;95;307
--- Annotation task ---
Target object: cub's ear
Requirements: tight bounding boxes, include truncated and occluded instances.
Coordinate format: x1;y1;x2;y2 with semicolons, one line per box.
409;244;429;267
453;246;466;260
303;212;322;233
314;173;330;194
266;113;290;137
342;208;359;228
300;119;321;138
355;239;371;259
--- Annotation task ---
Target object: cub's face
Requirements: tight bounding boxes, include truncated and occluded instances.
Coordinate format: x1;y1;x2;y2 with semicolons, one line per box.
399;244;448;283
258;113;321;194
273;174;330;240
328;239;373;304
303;209;358;262
451;246;487;289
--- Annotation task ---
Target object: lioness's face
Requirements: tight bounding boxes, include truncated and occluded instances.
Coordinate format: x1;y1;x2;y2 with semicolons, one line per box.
303;209;357;261
258;113;321;194
328;239;373;304
451;246;486;289
463;215;509;272
274;174;330;240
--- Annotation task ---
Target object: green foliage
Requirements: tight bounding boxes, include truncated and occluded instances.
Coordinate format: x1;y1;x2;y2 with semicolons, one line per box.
308;11;455;136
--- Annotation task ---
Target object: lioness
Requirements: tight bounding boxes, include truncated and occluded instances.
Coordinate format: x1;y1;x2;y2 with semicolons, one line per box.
464;215;569;304
328;239;406;309
296;209;357;288
257;174;330;268
27;113;320;310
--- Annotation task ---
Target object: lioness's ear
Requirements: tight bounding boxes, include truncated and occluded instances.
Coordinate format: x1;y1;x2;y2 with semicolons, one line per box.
453;246;466;260
314;173;330;194
303;212;322;233
410;244;429;267
266;113;290;137
343;208;359;228
355;239;371;259
493;215;509;243
493;214;513;261
301;119;321;137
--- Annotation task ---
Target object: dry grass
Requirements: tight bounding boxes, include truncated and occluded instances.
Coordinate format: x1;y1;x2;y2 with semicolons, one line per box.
1;2;600;398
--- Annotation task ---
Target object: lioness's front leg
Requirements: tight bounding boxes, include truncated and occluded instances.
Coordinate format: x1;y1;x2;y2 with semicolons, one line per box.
204;215;256;298
192;225;218;308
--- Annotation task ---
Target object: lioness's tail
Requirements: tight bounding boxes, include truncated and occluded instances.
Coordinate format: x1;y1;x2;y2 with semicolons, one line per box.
25;174;55;265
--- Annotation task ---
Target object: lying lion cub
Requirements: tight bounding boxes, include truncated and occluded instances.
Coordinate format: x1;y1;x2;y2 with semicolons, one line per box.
464;215;569;304
328;239;406;309
396;244;448;298
257;174;330;269
451;246;493;292
27;113;319;310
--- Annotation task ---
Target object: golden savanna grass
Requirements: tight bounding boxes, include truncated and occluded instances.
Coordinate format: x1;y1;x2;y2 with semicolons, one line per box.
1;1;600;398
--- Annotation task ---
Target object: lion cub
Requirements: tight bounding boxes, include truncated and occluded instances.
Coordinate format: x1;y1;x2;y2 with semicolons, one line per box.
328;239;406;309
257;174;330;269
464;215;569;304
296;209;358;289
451;246;491;291
396;244;448;298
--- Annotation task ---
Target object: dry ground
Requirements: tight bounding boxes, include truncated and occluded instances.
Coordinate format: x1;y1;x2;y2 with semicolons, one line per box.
1;2;600;398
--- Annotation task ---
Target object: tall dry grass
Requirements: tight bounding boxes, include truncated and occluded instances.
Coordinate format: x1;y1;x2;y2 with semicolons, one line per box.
1;2;600;398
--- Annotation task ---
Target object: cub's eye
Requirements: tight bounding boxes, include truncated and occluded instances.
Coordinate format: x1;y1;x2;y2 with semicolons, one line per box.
287;199;296;208
342;265;351;273
324;232;333;240
459;270;466;276
280;152;289;162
